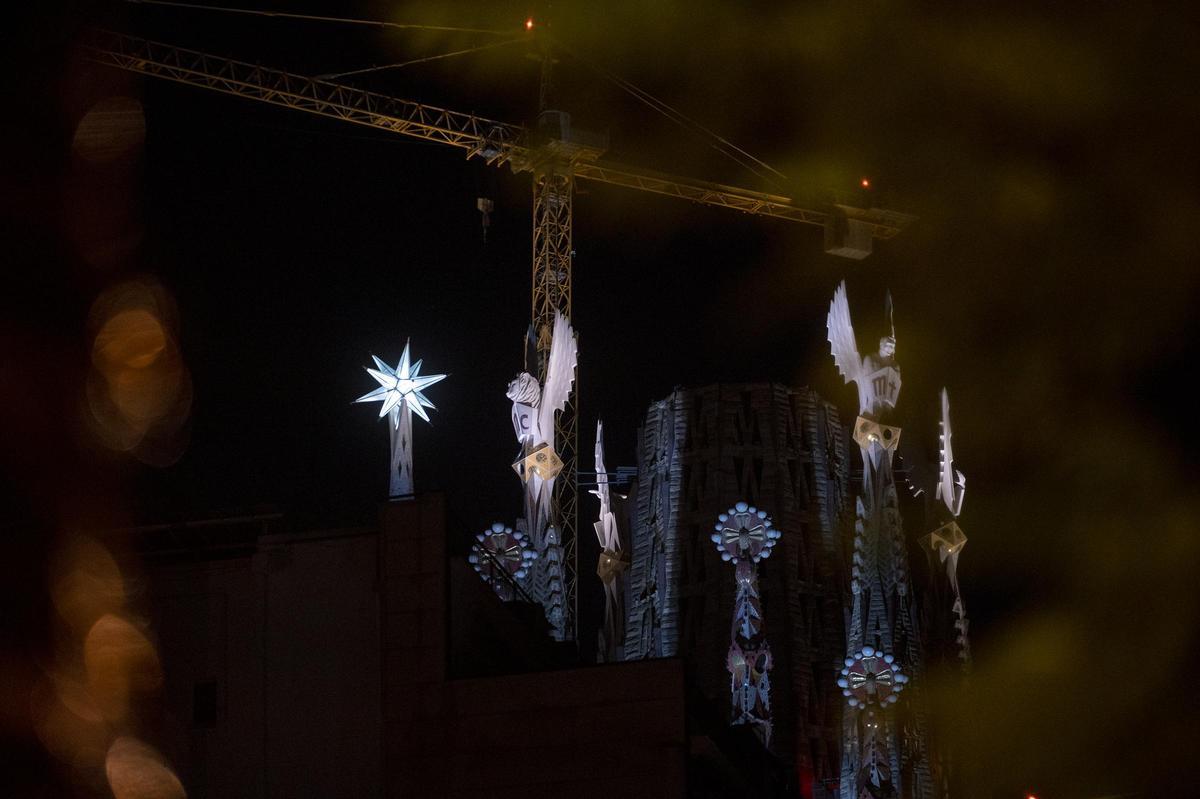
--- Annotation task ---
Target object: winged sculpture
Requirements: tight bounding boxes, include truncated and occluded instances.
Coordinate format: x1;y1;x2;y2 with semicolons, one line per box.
506;310;578;536
827;280;902;419
507;311;577;452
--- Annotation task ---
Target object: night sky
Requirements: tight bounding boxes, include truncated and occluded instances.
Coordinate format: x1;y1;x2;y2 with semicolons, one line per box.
5;1;1200;796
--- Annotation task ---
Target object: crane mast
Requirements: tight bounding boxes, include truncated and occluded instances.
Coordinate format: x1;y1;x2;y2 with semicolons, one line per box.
84;29;915;644
525;41;604;642
531;154;578;641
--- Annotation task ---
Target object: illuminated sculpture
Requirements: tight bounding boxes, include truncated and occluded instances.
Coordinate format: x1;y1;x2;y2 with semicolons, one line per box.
839;647;908;709
355;340;446;497
923;388;971;667
711;501;780;746
507;310;577;639
469;522;537;602
838;647;909;797
827;281;932;798
590;421;627;662
935;389;965;519
828;282;901;423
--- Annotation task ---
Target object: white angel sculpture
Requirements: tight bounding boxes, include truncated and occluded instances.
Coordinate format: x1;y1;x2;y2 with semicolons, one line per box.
506;310;578;538
827;281;902;419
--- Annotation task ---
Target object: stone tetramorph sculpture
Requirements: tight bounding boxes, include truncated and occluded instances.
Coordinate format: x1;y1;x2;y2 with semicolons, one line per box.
827;282;932;798
507;310;577;640
711;501;781;746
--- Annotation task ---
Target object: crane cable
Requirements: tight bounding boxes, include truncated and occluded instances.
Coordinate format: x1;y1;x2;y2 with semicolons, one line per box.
316;37;526;81
549;34;791;190
120;0;512;37
119;1;788;189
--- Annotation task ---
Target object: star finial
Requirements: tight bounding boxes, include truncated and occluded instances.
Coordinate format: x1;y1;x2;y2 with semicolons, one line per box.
355;340;446;427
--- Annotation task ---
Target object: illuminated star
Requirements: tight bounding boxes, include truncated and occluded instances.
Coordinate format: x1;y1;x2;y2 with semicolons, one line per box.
355;340;446;426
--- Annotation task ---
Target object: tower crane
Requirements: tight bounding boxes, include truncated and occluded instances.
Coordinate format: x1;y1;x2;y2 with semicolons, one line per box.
85;26;915;643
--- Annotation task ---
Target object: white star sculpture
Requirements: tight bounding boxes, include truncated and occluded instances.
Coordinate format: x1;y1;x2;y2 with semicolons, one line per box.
355;340;446;497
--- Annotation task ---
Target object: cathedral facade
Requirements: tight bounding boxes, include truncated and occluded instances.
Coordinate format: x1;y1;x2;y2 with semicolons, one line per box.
622;383;853;796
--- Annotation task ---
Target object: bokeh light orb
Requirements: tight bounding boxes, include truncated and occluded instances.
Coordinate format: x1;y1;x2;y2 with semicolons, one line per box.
86;279;192;463
84;614;162;723
72;97;146;164
29;675;109;769
51;536;126;633
106;737;187;799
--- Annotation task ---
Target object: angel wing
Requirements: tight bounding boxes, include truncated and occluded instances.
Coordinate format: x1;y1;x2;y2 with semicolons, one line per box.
590;421;620;550
936;388;966;516
827;281;863;385
591;421;611;511
537;310;578;443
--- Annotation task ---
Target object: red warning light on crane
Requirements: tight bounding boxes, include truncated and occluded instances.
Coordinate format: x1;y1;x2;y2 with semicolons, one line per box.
860;177;871;188
525;18;534;30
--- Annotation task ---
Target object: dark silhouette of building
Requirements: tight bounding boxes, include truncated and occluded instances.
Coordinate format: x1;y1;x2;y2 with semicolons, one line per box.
140;492;792;797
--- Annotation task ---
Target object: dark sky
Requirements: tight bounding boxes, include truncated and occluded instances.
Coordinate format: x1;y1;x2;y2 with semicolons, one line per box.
5;1;1200;796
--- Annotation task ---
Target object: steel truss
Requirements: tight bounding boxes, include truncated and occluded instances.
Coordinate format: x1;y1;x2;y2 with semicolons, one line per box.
531;166;578;640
